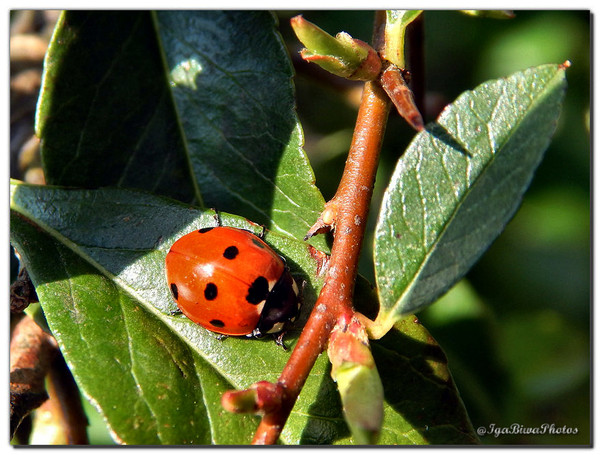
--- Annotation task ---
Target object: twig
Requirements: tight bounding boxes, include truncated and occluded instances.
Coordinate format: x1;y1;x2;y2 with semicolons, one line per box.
10;313;59;439
250;14;391;445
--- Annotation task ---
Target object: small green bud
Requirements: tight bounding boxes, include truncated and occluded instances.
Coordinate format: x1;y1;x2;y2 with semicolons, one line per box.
383;10;423;68
291;15;381;81
221;381;283;415
328;315;384;444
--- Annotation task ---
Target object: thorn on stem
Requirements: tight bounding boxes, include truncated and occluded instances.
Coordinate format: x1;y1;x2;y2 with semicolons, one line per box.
304;203;338;241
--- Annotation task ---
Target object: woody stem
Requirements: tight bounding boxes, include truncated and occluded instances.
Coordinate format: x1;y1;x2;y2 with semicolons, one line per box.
252;48;390;445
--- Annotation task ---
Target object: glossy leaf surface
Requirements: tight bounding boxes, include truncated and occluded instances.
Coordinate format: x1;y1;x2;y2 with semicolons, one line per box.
36;11;194;203
155;11;325;242
372;64;567;338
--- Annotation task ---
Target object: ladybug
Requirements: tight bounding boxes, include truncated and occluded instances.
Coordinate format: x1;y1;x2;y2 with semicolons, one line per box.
165;226;300;341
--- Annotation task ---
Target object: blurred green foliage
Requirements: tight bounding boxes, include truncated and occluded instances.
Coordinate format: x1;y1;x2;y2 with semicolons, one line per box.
279;10;590;445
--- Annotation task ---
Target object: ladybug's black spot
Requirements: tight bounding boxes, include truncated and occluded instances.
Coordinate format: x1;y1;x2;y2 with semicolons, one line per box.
246;276;269;305
170;283;179;300
223;246;239;260
210;319;225;328
204;283;218;300
198;227;214;234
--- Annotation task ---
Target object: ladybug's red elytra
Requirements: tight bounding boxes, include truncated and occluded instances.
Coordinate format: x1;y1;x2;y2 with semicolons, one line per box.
165;226;300;339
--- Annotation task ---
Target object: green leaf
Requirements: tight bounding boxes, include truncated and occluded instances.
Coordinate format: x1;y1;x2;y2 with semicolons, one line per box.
371;63;567;338
373;317;479;445
36;11;194;203
9;181;320;444
10;180;477;444
154;11;325;243
36;11;326;247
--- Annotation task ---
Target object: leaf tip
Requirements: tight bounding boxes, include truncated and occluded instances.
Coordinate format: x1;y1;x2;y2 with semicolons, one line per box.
560;60;572;70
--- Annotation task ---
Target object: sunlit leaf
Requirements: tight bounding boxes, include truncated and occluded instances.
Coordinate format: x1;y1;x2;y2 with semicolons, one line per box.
36;11;326;247
371;64;567;338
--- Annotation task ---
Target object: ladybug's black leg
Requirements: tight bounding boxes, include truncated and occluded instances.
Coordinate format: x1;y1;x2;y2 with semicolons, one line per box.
273;332;288;351
211;209;222;227
168;308;183;316
216;334;229;342
258;224;267;239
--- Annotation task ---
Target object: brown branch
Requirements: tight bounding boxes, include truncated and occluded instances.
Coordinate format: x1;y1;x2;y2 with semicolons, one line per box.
250;18;391;444
10;313;59;439
45;354;90;444
11;267;39;314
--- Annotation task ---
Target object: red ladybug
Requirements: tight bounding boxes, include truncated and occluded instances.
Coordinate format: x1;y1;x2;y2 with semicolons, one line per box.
165;226;300;339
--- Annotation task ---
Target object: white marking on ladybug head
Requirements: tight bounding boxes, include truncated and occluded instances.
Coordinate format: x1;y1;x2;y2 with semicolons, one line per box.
266;321;285;334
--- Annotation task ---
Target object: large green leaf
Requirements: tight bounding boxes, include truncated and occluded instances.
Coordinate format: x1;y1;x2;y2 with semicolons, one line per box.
36;11;194;203
371;64;567;337
154;11;326;242
10;180;477;444
9;181;321;444
36;11;325;246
